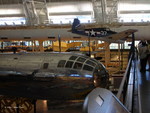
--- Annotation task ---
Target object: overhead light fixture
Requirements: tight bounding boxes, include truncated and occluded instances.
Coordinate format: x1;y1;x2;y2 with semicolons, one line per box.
73;37;81;39
24;37;31;39
48;37;55;39
1;37;8;39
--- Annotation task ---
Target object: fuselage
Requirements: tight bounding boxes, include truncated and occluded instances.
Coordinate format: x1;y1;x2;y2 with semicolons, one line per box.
0;52;109;100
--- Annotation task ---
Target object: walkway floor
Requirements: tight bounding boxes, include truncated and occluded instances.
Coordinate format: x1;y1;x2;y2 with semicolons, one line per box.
137;66;150;113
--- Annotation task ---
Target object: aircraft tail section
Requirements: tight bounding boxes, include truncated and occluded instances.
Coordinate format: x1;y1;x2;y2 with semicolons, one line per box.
72;18;81;32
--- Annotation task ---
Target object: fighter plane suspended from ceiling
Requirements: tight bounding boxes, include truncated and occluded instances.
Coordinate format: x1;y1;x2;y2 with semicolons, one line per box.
70;18;138;43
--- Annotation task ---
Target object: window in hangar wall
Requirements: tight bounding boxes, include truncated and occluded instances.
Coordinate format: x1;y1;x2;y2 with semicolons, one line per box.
0;2;93;25
0;17;26;26
118;2;150;22
47;2;94;24
0;2;150;24
48;15;92;24
0;7;26;25
109;41;140;49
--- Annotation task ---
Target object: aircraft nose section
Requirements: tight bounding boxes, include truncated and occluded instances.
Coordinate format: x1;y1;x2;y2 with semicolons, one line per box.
93;69;109;88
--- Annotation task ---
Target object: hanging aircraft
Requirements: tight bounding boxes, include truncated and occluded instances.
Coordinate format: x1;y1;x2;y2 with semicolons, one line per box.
70;18;137;43
0;52;109;100
71;18;117;37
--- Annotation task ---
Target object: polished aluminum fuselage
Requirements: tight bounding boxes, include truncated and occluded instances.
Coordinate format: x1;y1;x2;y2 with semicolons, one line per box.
0;52;109;100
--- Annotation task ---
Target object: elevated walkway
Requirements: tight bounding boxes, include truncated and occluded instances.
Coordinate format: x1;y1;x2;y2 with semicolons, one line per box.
137;64;150;113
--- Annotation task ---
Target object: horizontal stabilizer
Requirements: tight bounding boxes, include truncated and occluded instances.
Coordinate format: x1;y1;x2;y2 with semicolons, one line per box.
98;29;138;43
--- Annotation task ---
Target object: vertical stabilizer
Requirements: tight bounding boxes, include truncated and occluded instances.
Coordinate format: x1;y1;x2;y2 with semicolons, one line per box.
72;18;81;32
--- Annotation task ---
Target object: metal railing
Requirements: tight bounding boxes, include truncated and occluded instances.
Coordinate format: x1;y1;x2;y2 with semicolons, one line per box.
116;47;139;113
116;30;141;113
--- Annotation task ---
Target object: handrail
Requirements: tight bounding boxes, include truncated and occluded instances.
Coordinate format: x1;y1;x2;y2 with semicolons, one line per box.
116;48;139;113
116;54;133;99
135;57;142;113
124;56;136;112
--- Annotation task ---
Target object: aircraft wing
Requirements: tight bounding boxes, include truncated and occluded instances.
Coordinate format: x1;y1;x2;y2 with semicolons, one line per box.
98;29;138;43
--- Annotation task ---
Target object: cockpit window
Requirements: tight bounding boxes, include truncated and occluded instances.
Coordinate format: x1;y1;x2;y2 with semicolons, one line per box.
65;61;74;68
69;56;78;60
90;58;97;63
57;60;66;68
77;57;86;63
73;62;83;69
86;60;96;67
83;65;94;71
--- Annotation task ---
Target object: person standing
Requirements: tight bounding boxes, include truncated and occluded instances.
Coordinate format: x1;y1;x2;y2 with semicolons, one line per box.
138;40;149;72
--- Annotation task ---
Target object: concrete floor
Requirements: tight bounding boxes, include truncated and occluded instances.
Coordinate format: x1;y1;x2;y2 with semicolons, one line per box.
138;70;150;113
35;100;83;113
